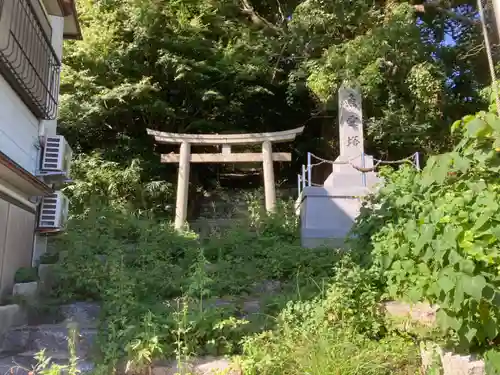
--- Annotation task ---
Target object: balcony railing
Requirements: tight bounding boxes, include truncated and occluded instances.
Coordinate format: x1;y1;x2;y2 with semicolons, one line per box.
0;0;60;120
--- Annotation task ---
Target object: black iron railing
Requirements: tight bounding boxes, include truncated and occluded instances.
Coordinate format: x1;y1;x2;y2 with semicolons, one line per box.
0;0;60;120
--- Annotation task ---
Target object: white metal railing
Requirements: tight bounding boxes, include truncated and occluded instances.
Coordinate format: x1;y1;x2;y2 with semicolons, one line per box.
297;151;421;196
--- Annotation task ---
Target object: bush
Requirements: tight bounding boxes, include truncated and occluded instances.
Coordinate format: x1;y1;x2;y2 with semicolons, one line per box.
64;153;173;216
52;199;339;369
14;267;39;283
350;110;500;351
52;205;197;301
38;252;59;265
240;259;419;375
241;325;418;375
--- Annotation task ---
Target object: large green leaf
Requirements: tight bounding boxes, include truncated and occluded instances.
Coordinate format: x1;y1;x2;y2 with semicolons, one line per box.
485;113;500;132
466;118;488;137
413;224;435;255
484;317;499;340
448;250;462;266
472;210;494;231
461;274;486;301
430;154;453;184
442;225;461;247
437;275;455;294
451;153;471;173
459;259;475;275
437;309;462;331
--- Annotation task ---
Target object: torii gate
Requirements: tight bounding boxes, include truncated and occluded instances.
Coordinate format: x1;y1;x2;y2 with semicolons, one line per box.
146;127;304;230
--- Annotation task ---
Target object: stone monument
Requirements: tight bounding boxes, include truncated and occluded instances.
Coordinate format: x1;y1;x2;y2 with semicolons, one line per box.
298;84;380;248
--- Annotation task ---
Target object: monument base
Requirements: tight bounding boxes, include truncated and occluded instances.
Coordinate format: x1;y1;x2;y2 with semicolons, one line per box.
301;236;350;250
298;185;373;249
323;154;380;190
296;166;380;249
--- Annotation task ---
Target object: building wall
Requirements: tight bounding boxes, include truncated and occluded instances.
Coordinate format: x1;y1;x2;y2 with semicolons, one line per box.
0;13;65;176
0;10;66;295
0;197;36;299
33;16;66;266
0;74;41;175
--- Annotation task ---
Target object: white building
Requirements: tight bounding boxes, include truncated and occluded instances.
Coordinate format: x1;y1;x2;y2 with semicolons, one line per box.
0;0;80;298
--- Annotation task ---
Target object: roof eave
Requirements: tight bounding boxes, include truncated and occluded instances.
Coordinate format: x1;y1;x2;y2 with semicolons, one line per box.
0;151;53;197
61;0;82;40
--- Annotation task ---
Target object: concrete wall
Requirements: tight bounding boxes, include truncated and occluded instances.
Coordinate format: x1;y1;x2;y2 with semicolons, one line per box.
0;74;41;174
0;197;36;299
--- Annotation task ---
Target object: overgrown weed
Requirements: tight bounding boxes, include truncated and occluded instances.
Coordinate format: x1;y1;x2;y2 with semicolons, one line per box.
350;110;500;352
50;195;339;372
240;258;419;375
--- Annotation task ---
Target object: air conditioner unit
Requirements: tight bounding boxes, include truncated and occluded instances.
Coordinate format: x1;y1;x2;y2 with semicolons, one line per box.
40;135;73;178
37;191;69;230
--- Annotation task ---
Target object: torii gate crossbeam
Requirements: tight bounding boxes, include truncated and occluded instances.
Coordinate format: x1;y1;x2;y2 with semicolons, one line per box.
146;127;304;230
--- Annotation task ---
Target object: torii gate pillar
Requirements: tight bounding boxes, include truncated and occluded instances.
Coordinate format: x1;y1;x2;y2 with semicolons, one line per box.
175;141;191;230
147;127;304;230
262;141;276;212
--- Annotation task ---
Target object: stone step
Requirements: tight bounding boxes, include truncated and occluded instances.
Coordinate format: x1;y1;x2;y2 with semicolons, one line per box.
0;324;97;357
59;302;101;327
0;351;94;375
152;357;241;375
25;301;102;326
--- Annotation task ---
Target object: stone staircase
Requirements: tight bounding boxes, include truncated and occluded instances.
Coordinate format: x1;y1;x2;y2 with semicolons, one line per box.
0;273;276;375
0;301;100;374
190;188;296;237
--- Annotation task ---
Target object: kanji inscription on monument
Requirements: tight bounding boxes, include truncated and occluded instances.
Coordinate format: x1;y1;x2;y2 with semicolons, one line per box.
338;85;364;159
347;136;360;147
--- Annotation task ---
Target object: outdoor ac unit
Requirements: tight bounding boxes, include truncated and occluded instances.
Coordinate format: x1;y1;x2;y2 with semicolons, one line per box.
41;135;73;177
37;191;69;230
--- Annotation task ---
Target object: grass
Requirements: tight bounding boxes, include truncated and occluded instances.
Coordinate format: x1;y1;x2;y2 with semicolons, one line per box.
241;327;419;375
43;200;421;375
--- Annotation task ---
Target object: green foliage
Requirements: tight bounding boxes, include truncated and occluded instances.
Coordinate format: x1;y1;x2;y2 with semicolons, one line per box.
52;205;196;301
351;110;500;350
239;259;419;375
324;258;386;338
64;153;173;216
241;326;418;375
52;200;338;370
38;252;59;265
60;0;315;166
60;0;490;180
485;349;500;375
14;267;39;283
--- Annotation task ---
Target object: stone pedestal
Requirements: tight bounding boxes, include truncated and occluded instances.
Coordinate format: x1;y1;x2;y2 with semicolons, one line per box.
12;282;38;299
299;186;368;248
324;154;380;190
299;155;380;248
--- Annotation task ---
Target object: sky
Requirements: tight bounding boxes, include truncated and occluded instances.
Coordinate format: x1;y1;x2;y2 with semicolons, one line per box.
443;32;455;46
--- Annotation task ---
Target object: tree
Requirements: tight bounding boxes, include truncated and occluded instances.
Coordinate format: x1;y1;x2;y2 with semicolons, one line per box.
59;0;492;184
